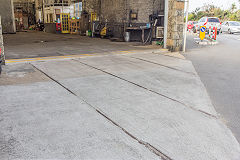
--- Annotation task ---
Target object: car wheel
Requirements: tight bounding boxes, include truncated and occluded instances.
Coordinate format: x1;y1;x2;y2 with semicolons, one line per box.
228;29;232;34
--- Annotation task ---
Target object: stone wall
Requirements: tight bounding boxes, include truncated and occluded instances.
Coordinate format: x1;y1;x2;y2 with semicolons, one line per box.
167;0;184;52
99;0;164;24
99;0;164;38
83;0;101;15
99;0;125;37
128;0;164;23
100;0;125;23
83;0;184;51
0;0;16;33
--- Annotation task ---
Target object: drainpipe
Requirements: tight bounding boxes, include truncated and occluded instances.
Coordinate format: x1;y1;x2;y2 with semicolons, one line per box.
163;0;168;49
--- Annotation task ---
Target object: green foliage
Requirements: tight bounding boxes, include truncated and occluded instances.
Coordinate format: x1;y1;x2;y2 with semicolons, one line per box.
188;3;240;22
188;13;195;21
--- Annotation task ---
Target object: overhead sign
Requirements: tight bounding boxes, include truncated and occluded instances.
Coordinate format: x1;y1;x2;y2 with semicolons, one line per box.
199;26;206;41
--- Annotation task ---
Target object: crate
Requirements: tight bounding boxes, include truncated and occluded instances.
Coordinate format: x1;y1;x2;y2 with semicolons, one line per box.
69;19;81;34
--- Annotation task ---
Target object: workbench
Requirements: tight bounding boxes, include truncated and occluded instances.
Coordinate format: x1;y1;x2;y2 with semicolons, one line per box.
125;26;151;43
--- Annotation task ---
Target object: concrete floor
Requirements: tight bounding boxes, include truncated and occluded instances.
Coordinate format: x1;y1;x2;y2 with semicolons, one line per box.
1;51;240;160
185;33;240;143
3;31;154;59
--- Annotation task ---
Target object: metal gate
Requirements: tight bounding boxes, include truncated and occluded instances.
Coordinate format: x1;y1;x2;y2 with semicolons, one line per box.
61;13;70;33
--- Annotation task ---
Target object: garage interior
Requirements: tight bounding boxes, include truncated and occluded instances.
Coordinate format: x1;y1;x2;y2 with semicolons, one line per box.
1;0;171;60
0;0;185;62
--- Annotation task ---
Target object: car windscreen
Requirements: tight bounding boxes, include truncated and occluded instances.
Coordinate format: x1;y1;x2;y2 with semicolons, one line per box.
229;22;240;26
208;18;220;23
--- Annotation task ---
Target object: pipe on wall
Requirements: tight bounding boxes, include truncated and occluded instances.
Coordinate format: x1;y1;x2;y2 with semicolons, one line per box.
163;0;168;49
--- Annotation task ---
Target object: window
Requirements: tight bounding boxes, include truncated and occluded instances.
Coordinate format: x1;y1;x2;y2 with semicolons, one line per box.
229;22;240;26
208;18;220;23
49;14;53;23
200;18;205;22
46;13;53;23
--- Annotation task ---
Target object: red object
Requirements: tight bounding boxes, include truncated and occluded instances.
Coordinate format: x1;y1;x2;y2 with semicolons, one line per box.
219;18;221;25
56;23;61;31
204;18;208;26
0;48;1;56
212;27;215;39
187;21;195;30
212;27;217;40
209;26;211;37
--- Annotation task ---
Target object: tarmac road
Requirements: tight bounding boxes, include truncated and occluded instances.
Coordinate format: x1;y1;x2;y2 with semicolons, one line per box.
185;32;240;142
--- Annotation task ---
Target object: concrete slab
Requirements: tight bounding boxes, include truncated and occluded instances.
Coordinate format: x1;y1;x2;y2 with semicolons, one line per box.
0;63;49;86
77;54;217;116
0;81;161;160
124;52;196;74
33;59;240;160
3;31;155;59
31;60;102;80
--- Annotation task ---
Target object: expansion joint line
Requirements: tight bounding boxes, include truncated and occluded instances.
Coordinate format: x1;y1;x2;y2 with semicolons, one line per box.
30;63;172;160
73;59;218;119
129;56;196;76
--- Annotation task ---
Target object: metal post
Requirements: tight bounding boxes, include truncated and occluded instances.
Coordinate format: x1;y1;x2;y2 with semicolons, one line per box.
62;0;64;13
163;0;168;49
42;0;44;23
0;16;5;65
27;0;29;27
11;0;16;33
183;0;189;53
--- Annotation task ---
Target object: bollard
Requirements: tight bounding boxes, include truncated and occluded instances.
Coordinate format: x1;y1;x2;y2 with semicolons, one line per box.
209;26;211;38
214;27;217;40
212;27;215;40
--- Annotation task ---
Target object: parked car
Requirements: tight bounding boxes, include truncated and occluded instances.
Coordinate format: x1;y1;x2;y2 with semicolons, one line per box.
220;21;240;34
187;21;197;30
193;17;221;34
